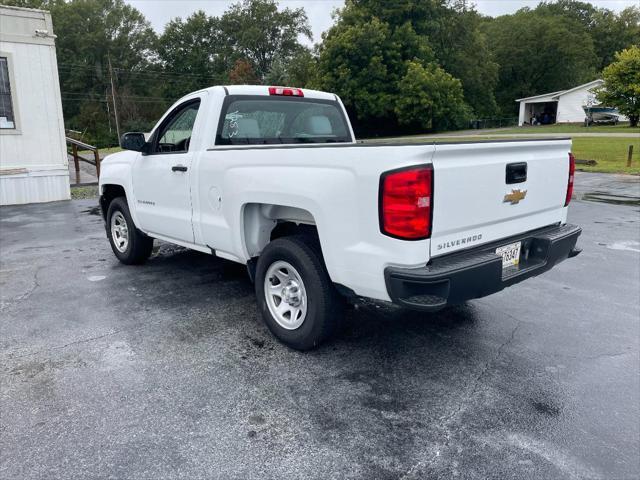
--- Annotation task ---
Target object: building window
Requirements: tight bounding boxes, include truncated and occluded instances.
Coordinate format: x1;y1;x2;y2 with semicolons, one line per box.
0;57;16;129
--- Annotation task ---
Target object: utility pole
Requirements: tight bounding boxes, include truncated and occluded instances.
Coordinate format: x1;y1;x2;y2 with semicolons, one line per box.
105;89;112;135
107;54;121;145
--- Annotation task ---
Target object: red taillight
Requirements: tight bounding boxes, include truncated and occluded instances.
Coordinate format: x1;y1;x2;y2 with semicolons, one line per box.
268;86;304;97
380;166;433;240
565;152;575;206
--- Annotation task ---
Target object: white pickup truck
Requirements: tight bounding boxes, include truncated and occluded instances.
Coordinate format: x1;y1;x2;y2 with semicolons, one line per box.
99;85;581;350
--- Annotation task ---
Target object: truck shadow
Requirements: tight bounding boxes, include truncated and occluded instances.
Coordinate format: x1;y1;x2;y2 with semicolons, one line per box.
137;242;479;348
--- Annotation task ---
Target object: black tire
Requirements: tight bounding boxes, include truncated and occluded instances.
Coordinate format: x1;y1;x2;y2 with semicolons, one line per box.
255;235;342;350
106;197;154;265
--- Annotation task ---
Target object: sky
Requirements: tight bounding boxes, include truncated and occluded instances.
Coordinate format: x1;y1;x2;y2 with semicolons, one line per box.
126;0;639;44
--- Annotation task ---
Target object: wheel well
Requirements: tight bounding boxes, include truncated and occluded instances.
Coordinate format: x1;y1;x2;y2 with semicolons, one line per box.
270;222;319;242
99;184;126;220
243;203;319;258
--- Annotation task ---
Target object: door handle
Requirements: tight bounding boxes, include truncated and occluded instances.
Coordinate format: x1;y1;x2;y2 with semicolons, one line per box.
172;165;188;172
506;162;527;184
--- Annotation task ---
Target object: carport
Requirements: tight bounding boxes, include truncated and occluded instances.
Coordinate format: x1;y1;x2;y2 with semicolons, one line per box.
516;91;562;126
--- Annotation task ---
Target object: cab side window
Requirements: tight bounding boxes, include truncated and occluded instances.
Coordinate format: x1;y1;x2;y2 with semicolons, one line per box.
153;99;201;153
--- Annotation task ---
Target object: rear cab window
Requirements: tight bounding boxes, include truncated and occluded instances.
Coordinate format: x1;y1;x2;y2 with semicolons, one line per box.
216;95;352;145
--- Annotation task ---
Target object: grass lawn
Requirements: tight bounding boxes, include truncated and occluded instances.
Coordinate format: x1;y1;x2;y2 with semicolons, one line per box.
368;122;639;140
495;123;639;135
99;146;122;156
70;185;99;199
75;146;121;155
571;137;639;174
367;135;640;175
73;146;122;158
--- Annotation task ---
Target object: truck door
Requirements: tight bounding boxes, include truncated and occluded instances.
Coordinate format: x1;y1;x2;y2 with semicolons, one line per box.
131;96;203;243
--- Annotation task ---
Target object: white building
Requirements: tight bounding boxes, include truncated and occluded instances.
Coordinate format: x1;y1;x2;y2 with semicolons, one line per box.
0;5;69;205
516;79;608;126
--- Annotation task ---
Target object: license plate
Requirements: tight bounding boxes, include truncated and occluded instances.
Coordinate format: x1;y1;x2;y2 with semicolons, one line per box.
496;241;521;268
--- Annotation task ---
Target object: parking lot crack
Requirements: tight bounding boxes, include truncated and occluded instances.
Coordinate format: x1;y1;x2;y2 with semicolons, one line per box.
448;321;521;420
1;266;43;313
418;320;523;475
6;326;137;360
584;351;630;360
472;321;521;393
17;265;42;301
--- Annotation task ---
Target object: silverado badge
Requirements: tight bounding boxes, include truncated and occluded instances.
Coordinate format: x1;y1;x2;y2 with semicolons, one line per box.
503;189;527;205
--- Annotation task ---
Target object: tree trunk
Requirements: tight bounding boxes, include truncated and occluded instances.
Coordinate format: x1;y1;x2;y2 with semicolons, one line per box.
629;115;639;128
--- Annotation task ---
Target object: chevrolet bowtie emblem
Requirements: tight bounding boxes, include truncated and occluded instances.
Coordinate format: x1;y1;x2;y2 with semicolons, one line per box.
503;189;527;204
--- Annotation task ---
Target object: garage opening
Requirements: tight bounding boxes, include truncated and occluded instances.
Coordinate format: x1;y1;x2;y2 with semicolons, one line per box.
524;101;558;125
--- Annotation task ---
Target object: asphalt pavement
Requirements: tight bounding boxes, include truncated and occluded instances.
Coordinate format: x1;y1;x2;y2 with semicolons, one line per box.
1;173;638;479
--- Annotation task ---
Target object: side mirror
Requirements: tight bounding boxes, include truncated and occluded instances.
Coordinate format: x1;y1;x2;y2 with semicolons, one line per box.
120;132;147;152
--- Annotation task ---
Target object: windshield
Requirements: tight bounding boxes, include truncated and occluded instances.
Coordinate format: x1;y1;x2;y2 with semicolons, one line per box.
216;95;352;145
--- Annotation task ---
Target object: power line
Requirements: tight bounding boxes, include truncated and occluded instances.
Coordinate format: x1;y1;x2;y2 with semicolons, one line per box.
57;60;211;109
57;62;220;79
61;96;171;104
61;95;171;101
61;91;172;101
113;67;219;79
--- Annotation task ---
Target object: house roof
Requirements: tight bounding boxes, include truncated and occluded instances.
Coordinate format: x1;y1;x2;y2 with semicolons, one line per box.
515;79;603;103
551;79;603;99
515;90;567;102
0;5;48;14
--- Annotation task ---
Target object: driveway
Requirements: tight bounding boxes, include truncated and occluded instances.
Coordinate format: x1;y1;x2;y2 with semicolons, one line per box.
1;173;638;479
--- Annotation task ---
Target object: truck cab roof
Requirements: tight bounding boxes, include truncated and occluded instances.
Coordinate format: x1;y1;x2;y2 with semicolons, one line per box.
181;85;338;102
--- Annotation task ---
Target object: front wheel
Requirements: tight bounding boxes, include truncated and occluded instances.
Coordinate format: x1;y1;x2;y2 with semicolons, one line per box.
255;236;342;350
106;197;154;264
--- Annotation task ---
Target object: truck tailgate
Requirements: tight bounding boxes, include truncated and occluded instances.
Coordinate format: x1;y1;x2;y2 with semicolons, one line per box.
430;139;571;257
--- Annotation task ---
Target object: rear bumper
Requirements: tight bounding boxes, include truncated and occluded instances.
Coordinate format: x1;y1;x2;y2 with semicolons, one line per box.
385;223;582;311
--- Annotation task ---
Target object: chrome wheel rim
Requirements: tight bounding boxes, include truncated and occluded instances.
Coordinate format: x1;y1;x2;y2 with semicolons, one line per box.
264;260;308;330
110;211;129;253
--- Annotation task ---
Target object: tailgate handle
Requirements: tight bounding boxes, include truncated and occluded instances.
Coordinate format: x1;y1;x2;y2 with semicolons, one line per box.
506;162;527;184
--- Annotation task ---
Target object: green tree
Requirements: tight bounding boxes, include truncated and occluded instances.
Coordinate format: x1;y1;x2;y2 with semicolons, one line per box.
589;7;640;70
218;0;311;81
0;0;160;145
333;0;498;117
317;1;495;133
286;49;318;87
432;4;498;118
596;46;640;127
317;16;436;130
0;0;54;7
536;1;640;70
484;10;598;114
395;61;470;131
1;0;156;79
264;49;317;87
264;56;289;86
54;0;159;144
156;11;224;99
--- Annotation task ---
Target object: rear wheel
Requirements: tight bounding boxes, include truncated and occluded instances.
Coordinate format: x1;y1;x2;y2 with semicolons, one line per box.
255;235;342;350
106;197;153;264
